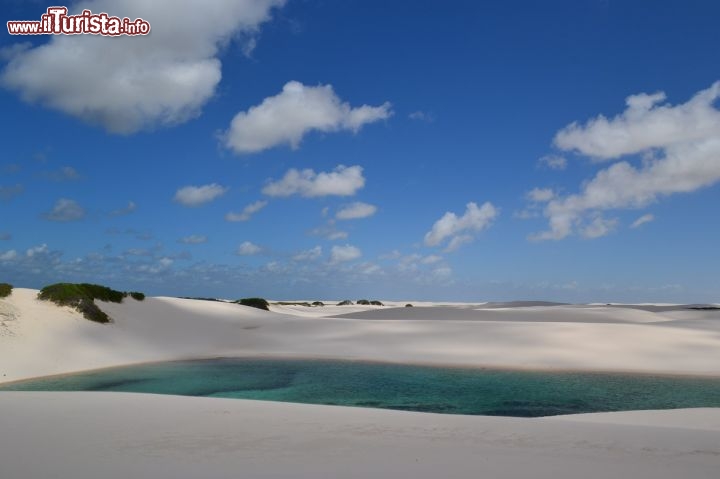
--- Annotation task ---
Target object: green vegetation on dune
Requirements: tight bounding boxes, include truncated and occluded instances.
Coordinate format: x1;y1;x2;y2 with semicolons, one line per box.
0;283;13;298
236;297;270;311
37;283;146;324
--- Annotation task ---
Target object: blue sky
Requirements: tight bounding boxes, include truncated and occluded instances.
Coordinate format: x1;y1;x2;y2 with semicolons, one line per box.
1;0;719;302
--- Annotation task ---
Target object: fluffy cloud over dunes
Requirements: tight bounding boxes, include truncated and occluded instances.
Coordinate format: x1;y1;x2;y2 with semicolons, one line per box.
425;202;498;252
1;0;286;133
336;202;377;220
533;82;720;240
263;165;365;198
226;200;268;222
224;81;392;153
174;184;227;207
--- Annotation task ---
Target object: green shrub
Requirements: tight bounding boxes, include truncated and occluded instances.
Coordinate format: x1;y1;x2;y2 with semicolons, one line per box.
337;300;353;306
0;283;12;298
75;298;111;324
236;297;270;311
78;283;126;303
37;283;144;324
357;299;370;305
370;300;384;306
129;291;145;301
311;301;324;307
405;303;413;307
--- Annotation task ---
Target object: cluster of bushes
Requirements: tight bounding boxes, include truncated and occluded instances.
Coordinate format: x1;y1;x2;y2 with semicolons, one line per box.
37;283;145;324
0;283;12;298
273;301;326;307
235;297;270;311
354;299;385;306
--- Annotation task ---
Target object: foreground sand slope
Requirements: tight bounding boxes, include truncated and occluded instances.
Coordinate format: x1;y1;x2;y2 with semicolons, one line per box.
1;392;718;479
2;288;720;382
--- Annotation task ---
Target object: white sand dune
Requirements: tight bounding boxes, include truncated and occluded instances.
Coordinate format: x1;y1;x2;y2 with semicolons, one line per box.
2;288;720;382
0;393;718;479
1;288;719;478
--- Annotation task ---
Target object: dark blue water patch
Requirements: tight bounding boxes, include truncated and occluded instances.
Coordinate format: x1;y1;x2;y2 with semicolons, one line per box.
2;358;720;417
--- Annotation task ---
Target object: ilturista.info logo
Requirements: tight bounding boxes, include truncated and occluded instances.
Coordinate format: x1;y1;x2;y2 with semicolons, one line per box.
7;7;151;36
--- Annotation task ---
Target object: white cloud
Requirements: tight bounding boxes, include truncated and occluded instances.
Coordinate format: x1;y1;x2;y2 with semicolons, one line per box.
309;224;349;241
631;214;655;229
533;82;720;240
424;202;498;251
538;155;567;170
0;250;18;261
554;82;720;159
110;201;137;216
263;165;365;198
293;246;322;261
1;0;286;134
444;234;474;253
330;244;361;264
43;198;85;222
336;202;377;220
224;81;392;153
409;110;434;122
526;188;555;202
421;255;443;265
174;183;228;207
237;241;261;256
179;235;208;244
580;216;618;239
26;244;49;257
225;200;268;222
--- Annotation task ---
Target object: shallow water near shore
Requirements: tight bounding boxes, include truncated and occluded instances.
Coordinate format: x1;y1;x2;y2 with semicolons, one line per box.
3;358;720;417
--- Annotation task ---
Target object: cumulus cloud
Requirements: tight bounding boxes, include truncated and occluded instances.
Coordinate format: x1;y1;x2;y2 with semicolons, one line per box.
26;244;49;257
110;201;137;217
538;155;567;170
0;250;18;261
225;200;267;222
424;202;498;251
223;81;392;153
554;82;720;159
43;198;85;222
174;183;228;207
330;244;361;264
263;165;365;198
0;184;24;201
580;216;618;239
237;241;261;256
421;255;443;265
526;188;555;202
179;235;208;244
631;214;655;229
532;82;720;240
293;246;322;262
444;234;474;253
336;202;377;220
309;224;348;241
1;0;286;134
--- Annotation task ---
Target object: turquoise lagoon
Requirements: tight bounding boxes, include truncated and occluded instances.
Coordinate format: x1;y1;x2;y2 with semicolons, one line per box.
2;358;720;417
